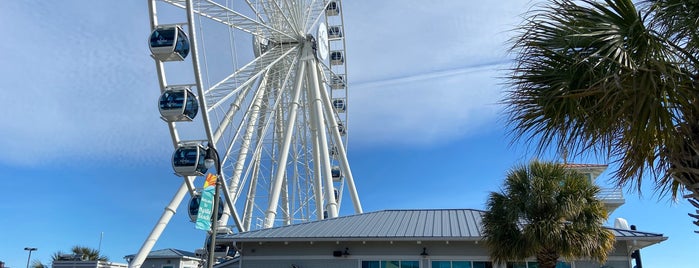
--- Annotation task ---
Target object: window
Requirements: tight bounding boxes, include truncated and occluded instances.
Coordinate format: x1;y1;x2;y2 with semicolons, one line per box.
506;262;569;268
432;261;471;268
472;262;492;268
362;260;420;268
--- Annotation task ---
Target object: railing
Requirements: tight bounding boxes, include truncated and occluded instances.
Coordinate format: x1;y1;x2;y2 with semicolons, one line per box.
597;187;625;202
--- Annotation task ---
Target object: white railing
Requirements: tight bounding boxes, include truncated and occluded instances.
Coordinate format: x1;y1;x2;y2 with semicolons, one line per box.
597;187;624;202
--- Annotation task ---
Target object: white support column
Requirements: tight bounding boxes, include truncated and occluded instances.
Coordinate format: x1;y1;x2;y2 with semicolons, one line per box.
218;76;267;227
315;63;363;214
242;156;261;230
308;110;325;220
263;59;307;228
307;59;338;219
129;179;191;268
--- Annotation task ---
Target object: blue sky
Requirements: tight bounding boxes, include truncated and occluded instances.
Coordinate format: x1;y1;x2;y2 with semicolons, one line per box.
0;1;696;267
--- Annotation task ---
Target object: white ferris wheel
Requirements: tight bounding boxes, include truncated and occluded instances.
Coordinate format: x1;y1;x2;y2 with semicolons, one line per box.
132;0;361;266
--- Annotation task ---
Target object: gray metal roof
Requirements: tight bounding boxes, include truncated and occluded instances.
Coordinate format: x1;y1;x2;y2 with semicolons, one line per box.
124;248;198;259
222;209;484;242
219;209;667;244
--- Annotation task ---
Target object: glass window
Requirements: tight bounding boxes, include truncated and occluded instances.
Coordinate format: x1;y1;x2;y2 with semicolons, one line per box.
453;261;471;268
472;262;492;268
382;261;400;268
432;261;451;268
363;260;420;268
362;261;380;268
527;262;539;268
150;28;175;47
507;262;527;268
431;261;473;268
555;262;571;268
401;261;419;268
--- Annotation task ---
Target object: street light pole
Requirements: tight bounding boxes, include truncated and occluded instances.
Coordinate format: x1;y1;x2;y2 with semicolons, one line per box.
205;145;221;268
24;247;37;268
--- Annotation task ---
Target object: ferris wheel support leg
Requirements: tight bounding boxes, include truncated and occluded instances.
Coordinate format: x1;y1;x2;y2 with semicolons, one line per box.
218;77;268;228
315;63;363;214
307;59;339;219
129;179;191;268
263;59;308;228
310;125;325;221
243;157;261;230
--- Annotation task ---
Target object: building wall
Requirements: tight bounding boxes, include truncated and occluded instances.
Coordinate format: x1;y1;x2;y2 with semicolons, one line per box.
138;258;199;268
52;261;128;268
232;240;632;268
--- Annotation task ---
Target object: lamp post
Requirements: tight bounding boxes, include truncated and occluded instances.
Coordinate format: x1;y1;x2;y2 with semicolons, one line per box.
24;247;37;268
204;145;221;268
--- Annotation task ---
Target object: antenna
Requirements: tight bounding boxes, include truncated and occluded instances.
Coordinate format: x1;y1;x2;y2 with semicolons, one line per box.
98;232;104;253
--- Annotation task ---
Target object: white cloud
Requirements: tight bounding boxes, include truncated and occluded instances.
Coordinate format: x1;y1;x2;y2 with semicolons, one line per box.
344;1;531;84
0;2;171;166
348;63;507;147
0;1;535;166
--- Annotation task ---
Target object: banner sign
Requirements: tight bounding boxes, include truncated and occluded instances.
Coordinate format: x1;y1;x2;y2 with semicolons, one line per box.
195;173;218;231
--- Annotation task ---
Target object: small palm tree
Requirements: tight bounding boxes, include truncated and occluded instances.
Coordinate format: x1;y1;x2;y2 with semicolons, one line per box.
52;246;109;262
30;259;48;268
483;161;615;268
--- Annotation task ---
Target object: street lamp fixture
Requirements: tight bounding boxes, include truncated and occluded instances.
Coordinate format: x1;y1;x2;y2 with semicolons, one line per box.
24;247;37;268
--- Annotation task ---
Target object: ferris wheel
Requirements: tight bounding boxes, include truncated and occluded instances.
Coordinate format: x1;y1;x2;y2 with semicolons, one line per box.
132;0;361;267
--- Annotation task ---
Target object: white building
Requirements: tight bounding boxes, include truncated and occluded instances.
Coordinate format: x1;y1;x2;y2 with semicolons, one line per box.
124;249;201;268
208;164;666;268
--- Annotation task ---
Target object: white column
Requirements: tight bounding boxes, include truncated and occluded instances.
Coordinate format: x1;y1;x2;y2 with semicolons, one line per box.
315;63;363;214
307;59;338;218
263;59;307;228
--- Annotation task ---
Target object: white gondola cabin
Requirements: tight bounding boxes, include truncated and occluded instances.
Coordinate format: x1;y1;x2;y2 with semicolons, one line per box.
332;165;342;181
188;194;224;222
325;1;340;16
328;26;343;39
159;87;199;122
337;122;346;136
206;230;232;258
330;51;344;65
331;74;345;89
149;25;190;61
172;143;208;177
332;98;346;113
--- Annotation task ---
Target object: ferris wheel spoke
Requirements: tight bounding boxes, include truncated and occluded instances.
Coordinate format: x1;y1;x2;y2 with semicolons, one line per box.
160;0;296;42
303;0;328;33
243;0;268;25
205;45;299;111
257;0;300;35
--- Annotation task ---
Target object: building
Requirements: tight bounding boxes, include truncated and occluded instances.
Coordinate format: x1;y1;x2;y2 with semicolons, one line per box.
124;249;201;268
216;209;665;268
52;260;127;268
208;164;665;268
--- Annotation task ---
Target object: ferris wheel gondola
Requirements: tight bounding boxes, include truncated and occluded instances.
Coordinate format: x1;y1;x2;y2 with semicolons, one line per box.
188;194;224;222
172;143;208;177
149;25;190;61
158;87;199;122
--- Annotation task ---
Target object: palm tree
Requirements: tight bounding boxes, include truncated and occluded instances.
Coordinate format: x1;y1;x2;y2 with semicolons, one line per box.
52;246;109;262
30;259;48;268
483;161;615;268
503;0;699;228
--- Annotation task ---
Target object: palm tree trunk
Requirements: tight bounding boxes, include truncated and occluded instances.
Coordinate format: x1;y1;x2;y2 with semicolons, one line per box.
536;248;559;268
